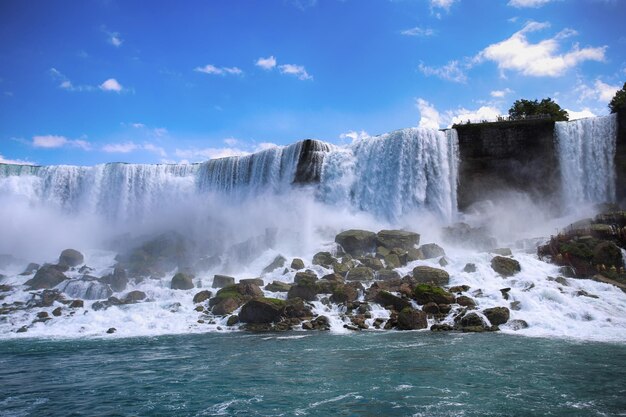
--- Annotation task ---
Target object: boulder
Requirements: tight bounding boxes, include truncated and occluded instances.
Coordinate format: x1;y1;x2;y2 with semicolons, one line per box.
20;263;40;276
59;249;84;267
421;302;440;314
384;254;401;269
412;284;455;305
412;266;450;286
491;256;521;277
375;230;420;250
374;290;411;311
396;307;428;330
346;266;374;281
335;229;377;256
69;299;84;308
290;258;305;270
457;312;487;329
262;255;287;274
226;315;240;326
483;307;510;326
25;265;67;290
463;263;477;273
449;285;470;293
240;278;264;286
490;248;513;256
358;256;384;271
332;261;352;277
100;267;128;292
329;283;360;304
287;284;317;302
171;272;194;290
419;243;446;259
376;269;401;281
212;275;235;288
508;319;529;330
312;252;335;268
265;281;292;292
592;241;624;268
284;298;313;319
239;298;286;324
212;297;241;315
294;271;318;285
404;248;425;263
52;307;63;317
193;290;212;304
123;290;147;304
455;295;476;308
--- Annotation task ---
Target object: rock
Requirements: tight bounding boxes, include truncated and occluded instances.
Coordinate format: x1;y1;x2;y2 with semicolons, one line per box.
106;327;116;334
25;265;67;290
265;281;292;292
438;257;449;267
430;323;453;332
123;290;146;303
310;315;331;330
312;252;336;268
592;241;624;268
376;246;391;258
458;312;486;328
287;284;317;302
510;301;522;311
463;263;477;273
294;271;318;285
315;279;339;294
262;255;287;274
421;302;440;314
576;290;599;299
384;254;401;269
209;283;262;314
171;272;194;290
500;288;511;300
330;282;361;304
335;229;377;256
456;296;476;308
226;315;240;326
52;307;63;316
290;258;305;270
240;278;264;286
357;256;383;271
419;243;446;259
558;266;577;278
19;263;40;275
239;298;286;324
449;285;470;293
376;269;401;281
350;315;369;330
412;284;455;305
346;266;374;281
332;261;353;277
37;311;49;319
16;326;28;333
483;307;510;325
405;248;425;263
212;274;235;288
193;290;213;304
490;248;512;256
59;249;84;267
116;231;194;276
491;256;521;277
69;299;84;308
397;307;428;330
508;319;529;330
374;290;411;311
100;267;128;292
412;266;450;286
284;298;313;319
212;297;242;315
194;305;205;312
376;230;420;250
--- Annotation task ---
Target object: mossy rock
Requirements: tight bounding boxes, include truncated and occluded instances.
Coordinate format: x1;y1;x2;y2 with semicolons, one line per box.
412;284;455;305
419;243;446;259
483;307;510;326
346;266;374;281
396;307;427;330
59;249;84;267
375;230;420;251
239;298;286;324
490;256;521;277
412;266;449;286
374;290;411;311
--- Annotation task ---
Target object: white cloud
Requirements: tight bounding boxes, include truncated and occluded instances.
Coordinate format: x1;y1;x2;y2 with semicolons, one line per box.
49;68;95;92
255;142;279;151
574;79;620;104
401;26;434;37
430;0;455;11
339;130;370;143
279;64;313;80
594;80;620;102
223;137;239;146
255;56;277;70
508;0;554;8
477;21;606;77
0;154;34;165
447;106;502;125
174;147;250;161
131;123;146;129
142;143;167;157
565;108;596;120
418;60;467;83
194;64;243;76
109;32;123;47
99;78;123;92
32;135;91;150
490;88;514;98
102;142;166;156
416;98;441;129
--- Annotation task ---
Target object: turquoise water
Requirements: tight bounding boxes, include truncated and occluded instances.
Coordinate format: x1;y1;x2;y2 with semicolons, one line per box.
0;332;625;416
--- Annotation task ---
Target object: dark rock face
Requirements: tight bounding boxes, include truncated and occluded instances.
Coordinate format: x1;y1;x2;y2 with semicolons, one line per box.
330;283;360;304
412;266;450;286
25;265;67;290
262;255;287;274
376;269;401;281
240;278;264;286
290;258;305;270
463;263;477;273
491;256;521;277
413;284;455;305
123;290;147;303
171;273;194;290
616;108;626;205
59;249;84;267
483;307;510;325
294;271;318;285
346;266;374;281
397;307;428;330
212;275;235;288
293;139;330;184
100;267;128;292
376;230;420;250
265;281;292;292
20;263;40;276
312;252;336;268
239;298;286;324
419;243;446;259
374;291;411;311
335;230;377;256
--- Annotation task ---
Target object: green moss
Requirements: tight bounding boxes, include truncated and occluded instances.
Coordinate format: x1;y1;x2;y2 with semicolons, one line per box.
558;241;594;260
214;285;242;301
413;284;448;297
261;297;287;307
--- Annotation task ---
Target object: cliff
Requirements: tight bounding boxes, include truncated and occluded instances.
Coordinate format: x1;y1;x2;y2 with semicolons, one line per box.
616;108;626;206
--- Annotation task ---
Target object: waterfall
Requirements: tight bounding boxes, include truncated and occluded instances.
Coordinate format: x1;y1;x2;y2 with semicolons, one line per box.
318;128;459;221
555;114;617;209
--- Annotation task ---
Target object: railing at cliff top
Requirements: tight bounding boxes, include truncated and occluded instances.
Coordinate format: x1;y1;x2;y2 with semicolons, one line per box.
454;114;553;126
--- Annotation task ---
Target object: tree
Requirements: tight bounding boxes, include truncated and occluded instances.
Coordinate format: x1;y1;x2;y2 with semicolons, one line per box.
608;82;626;113
508;98;569;121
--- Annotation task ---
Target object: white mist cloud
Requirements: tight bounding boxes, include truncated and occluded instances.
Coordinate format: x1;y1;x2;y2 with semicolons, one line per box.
477;21;606;77
279;64;313;80
401;26;434;37
49;68;95;92
447;105;502;125
339;130;370;143
109;32;123;47
0;154;34;165
194;64;243;75
565;108;596;120
102;142;166;156
255;56;277;70
174;147;250;161
430;0;455;12
99;78;124;92
574;79;620;104
418;60;467;83
508;0;554;8
416;98;441;129
490;88;514;98
32;135;91;150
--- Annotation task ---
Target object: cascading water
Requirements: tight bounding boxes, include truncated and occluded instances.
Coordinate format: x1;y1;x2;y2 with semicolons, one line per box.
318;128;459;222
555;114;617;209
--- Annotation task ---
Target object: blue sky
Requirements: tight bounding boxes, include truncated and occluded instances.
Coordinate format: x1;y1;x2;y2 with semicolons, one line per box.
1;0;624;165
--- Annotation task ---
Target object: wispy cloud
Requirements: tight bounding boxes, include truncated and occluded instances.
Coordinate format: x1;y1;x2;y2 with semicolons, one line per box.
0;154;34;165
490;88;514;98
101;25;123;47
508;0;555;8
339;130;370;144
173;138;279;163
194;64;243;75
574;79;620;103
418;60;468;83
255;56;277;70
102;141;166;156
279;64;313;80
32;135;91;150
99;78;124;92
401;26;435;37
416;98;441;129
50;69;125;93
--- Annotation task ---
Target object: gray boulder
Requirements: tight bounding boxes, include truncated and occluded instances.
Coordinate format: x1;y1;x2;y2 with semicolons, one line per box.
419;243;446;259
59;249;84;267
171;272;194;290
397;307;428;330
412;266;450;286
239;298;286;324
290;258;305;270
346;266;374;281
375;230;420;250
100;267;128;292
212;274;235;288
25;265;67;290
262;255;287;274
491;256;521;277
483;307;510;326
335;229;377;256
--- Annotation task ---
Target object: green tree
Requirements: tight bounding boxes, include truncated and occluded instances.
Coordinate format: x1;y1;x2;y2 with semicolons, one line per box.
608;82;626;113
508;98;569;121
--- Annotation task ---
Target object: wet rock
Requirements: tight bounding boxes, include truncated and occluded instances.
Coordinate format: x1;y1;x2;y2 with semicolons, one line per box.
404;248;425;263
508;319;529;330
78;265;94;274
346;266;374;281
419;243;446;259
376;230;420;250
36;311;49;319
422;302;440;315
413;284;455;305
294;271;318;285
310;315;331;331
209;283;262;315
457;312;486;328
491;256;521;277
123;290;147;304
193;290;212;304
374;290;411;311
29;289;65;307
592;241;624;268
19;263;40;276
438;304;452;314
384;254;401;269
483;307;510;325
284;298;313;320
52;307;63;317
226;315;240;326
69;299;84;309
397;307;428;330
240;278;264;286
500;287;511;300
59;249;84;267
463;263;477;273
430;323;453;332
350;315;369;330
116;231;194;276
576;290;599;299
449;285;470;293
376;246;391;258
332;260;353;277
171;272;194;290
510;301;522;311
412;266;450;286
287;284;317;302
264;281;292;292
335;229;377;256
239;298;286;324
312;252;336;268
25;265;67;290
194;305;204;312
106;328;116;334
376;269;401;281
100;267;128;292
456;296;476;308
330;282;361;304
16;326;28;333
558;266;576;278
438;257;449;267
262;255;287;274
212;275;235;288
358;256;384;271
315;279;340;294
554;277;569;286
290;258;305;270
0;284;12;292
212;297;242;315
